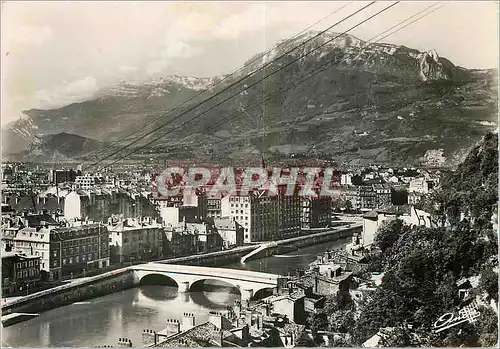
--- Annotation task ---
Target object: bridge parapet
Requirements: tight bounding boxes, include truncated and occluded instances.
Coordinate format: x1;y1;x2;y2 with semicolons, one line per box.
132;263;282;300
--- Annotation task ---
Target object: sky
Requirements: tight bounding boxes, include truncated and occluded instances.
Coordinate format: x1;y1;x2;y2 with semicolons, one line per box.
1;1;498;126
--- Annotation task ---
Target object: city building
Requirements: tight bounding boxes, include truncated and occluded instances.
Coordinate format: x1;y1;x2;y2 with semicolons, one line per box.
163;219;223;257
221;187;301;243
373;184;392;209
50;169;78;184
407;191;423;205
213;218;244;248
358;185;377;212
64;189;157;223
75;173;97;189
9;227;51;275
206;193;223;219
408;177;429;194
49;222;110;280
301;197;331;230
340;173;352;186
108;217;164;264
1;252;41;296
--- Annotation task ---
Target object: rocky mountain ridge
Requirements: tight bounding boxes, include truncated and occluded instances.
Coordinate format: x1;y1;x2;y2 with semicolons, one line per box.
2;31;497;166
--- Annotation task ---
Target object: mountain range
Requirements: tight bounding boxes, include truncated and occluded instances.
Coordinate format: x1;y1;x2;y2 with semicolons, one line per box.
3;31;498;166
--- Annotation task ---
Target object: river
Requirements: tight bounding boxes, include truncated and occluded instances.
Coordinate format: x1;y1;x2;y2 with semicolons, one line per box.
1;237;349;347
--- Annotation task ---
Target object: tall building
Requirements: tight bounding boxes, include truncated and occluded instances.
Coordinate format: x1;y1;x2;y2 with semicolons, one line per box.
358;185;377;212
221;186;301;243
373;184;392;209
206;193;223;219
49;222;110;280
50;169;77;184
301;197;332;230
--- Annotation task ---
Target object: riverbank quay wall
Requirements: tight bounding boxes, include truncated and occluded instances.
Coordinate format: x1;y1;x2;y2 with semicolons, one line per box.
241;224;362;263
2;268;135;316
1;224;360;319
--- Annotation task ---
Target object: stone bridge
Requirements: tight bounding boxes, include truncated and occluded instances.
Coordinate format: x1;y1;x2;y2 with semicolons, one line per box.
132;263;283;300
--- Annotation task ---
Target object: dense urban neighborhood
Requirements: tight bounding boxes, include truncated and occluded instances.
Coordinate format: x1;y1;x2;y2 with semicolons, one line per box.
2;133;498;347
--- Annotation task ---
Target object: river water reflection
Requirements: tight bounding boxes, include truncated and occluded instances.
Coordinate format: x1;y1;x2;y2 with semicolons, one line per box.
1;237;349;347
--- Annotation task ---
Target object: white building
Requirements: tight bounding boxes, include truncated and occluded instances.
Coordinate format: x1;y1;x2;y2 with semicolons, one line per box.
340;173;352;186
75;173;95;189
213;218;244;248
64;191;82;220
408;177;429;194
221;195;253;242
8;227;51;272
158;204;180;226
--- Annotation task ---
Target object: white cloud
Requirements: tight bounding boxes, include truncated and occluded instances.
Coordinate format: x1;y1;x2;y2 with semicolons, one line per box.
146;39;201;75
34;76;99;109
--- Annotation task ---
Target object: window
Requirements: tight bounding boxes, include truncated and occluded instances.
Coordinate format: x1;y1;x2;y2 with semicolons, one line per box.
17;271;22;278
88;254;92;261
109;238;112;242
29;260;33;267
82;255;86;261
76;256;80;263
63;259;67;265
69;257;73;264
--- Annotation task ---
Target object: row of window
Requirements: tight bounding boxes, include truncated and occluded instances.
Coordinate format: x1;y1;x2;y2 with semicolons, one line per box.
63;245;99;256
63;237;100;247
229;197;250;203
16;260;39;268
17;268;39;279
62;254;96;265
15;241;46;248
230;203;249;208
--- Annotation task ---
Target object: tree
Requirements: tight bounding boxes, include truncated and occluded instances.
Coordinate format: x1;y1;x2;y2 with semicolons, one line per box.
329;309;356;333
479;267;499;302
373;219;404;255
475;306;499;347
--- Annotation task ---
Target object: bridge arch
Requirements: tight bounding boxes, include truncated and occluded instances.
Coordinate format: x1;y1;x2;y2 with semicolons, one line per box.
139;273;178;287
189;278;241;295
252;287;274;301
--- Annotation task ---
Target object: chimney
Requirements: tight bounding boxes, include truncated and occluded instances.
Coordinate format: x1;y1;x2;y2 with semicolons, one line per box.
182;312;195;332
208;311;223;329
257;313;263;330
141;329;157;346
164;319;181;337
245;311;253;327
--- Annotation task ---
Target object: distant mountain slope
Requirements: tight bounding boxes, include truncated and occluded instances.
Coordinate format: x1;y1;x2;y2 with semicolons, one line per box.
5;132;104;163
3;31;497;166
